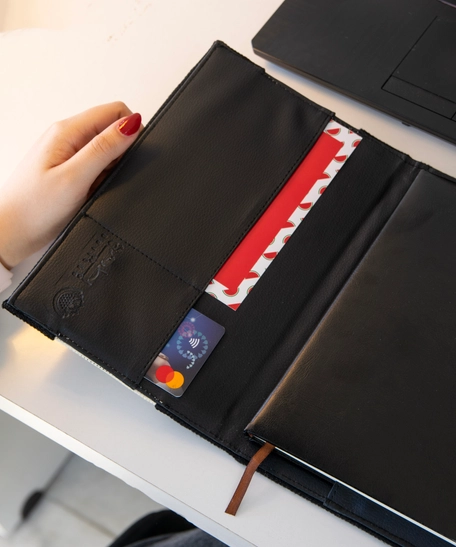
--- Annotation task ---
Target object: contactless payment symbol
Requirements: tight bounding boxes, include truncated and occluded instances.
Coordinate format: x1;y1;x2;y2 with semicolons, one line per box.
144;309;225;397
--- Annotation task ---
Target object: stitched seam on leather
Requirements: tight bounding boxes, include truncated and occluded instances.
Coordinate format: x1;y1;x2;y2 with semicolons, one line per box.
57;291;199;386
89;87;331;383
203;113;331;286
218;41;331;114
4;47;211;303
261;71;327;110
7;47;219;386
86;45;223;205
151;400;416;546
258;468;405;546
9;44;328;387
82;41;330;384
9;265;199;386
152;401;338;505
133;114;330;383
81;221;204;384
59;334;131;381
86;215;203;292
3;47;216;307
258;466;327;502
359;131;428;169
1;302;55;340
136;132;421;468
87;41;331;298
5;216;86;306
427;165;456;184
327;496;415;547
112;46;436;544
145;394;333;499
134;113;330;403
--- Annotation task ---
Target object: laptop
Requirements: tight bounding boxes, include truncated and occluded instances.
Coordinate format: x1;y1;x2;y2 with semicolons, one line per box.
252;0;456;145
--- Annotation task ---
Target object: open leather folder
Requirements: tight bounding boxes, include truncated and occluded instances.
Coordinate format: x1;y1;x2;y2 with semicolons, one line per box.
4;42;456;547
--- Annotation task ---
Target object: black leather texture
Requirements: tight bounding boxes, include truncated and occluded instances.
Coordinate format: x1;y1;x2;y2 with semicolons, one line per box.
4;42;330;385
252;0;456;145
248;170;456;545
4;42;455;546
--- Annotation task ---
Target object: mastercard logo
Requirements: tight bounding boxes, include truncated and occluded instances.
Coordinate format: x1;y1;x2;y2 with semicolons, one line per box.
155;365;184;389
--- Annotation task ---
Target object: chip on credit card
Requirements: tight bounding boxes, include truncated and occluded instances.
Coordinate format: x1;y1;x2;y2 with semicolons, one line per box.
145;309;225;397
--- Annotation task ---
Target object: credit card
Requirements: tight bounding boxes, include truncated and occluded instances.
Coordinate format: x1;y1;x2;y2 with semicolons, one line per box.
206;120;361;310
145;309;225;397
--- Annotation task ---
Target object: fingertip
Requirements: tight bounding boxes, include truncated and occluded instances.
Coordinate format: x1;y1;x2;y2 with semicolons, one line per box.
118;113;142;136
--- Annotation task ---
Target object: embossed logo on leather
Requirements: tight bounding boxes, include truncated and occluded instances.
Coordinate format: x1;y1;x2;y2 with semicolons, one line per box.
54;288;84;318
71;233;124;287
53;233;124;318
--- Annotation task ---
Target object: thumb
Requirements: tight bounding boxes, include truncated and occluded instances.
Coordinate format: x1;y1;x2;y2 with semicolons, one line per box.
65;112;142;190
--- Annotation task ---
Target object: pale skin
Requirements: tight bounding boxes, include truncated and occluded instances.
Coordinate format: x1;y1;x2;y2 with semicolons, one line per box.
0;102;143;270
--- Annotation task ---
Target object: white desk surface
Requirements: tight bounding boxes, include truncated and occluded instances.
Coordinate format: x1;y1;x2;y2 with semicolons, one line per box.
0;2;454;546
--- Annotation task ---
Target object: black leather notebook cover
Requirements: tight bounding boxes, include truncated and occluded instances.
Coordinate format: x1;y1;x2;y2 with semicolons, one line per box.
3;42;455;547
247;170;456;545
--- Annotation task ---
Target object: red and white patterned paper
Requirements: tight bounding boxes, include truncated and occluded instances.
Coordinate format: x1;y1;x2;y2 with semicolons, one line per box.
206;120;361;310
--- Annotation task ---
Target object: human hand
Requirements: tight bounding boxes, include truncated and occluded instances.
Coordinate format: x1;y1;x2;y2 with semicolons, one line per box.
0;102;142;269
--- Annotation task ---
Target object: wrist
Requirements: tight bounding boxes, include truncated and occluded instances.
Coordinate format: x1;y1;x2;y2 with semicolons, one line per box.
0;210;22;270
0;243;17;271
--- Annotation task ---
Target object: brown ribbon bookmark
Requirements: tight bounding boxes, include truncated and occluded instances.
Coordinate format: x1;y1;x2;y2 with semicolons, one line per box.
225;442;275;516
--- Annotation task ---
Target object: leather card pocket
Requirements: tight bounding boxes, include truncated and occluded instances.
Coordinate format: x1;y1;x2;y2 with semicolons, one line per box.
9;216;200;385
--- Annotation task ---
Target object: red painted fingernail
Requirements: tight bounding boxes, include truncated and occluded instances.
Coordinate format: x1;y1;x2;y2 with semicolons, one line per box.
118;113;141;136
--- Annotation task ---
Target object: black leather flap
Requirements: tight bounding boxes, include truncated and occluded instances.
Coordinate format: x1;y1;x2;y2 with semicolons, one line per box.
85;43;331;291
4;42;331;386
247;170;456;544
